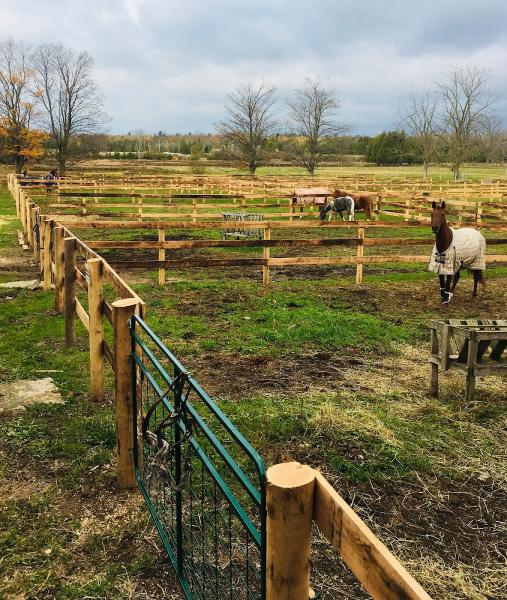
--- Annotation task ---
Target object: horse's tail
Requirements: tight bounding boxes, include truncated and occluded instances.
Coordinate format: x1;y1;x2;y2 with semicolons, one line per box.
468;269;487;287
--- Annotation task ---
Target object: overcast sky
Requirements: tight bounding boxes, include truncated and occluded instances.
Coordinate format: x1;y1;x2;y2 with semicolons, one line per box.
1;0;506;135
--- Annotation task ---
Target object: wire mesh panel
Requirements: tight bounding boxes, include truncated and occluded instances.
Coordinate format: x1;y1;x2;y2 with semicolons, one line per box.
221;213;264;239
131;315;266;600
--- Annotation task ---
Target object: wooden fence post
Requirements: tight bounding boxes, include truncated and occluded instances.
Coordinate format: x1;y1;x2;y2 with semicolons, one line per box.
263;224;271;285
64;237;77;347
24;192;31;237
88;258;104;402
19;189;26;229
476;202;482;228
26;201;33;247
404;198;411;222
14;179;20;216
158;228;165;284
266;462;316;600
43;219;52;291
31;207;38;259
54;227;65;313
112;298;139;488
466;330;478;401
39;214;45;267
356;227;365;285
429;327;439;396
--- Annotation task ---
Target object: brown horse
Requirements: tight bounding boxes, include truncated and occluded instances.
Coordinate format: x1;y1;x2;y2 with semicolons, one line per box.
429;200;486;304
334;189;373;220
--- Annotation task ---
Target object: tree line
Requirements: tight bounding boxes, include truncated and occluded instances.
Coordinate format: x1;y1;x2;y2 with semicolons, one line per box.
1;38;504;178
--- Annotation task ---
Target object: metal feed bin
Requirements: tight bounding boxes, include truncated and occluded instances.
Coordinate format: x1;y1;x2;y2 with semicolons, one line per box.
221;212;264;240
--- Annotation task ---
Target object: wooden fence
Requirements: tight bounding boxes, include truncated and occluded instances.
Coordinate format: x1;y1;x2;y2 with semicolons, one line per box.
6;172;438;599
22;171;507;227
11;176;507;286
53;218;507;285
8;173;145;488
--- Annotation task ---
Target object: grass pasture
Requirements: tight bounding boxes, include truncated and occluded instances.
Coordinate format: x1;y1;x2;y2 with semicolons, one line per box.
1;166;507;600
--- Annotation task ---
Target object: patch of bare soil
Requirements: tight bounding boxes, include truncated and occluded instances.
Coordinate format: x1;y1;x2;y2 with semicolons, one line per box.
190;351;367;399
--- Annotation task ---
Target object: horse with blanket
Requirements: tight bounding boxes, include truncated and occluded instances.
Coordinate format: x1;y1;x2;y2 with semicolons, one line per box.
429;200;486;304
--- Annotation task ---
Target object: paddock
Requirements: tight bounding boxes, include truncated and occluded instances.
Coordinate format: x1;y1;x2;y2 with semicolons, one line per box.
4;170;507;600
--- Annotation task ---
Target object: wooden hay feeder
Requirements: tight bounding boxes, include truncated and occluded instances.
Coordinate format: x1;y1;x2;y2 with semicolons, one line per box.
429;318;507;401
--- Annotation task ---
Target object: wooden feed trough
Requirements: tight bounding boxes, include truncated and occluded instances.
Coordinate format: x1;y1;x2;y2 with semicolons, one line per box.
429;318;507;400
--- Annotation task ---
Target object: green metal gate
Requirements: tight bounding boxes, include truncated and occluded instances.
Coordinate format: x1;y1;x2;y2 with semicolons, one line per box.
130;315;266;599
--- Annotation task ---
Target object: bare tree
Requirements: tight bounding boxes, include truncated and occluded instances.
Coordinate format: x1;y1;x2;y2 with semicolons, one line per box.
477;114;506;163
438;66;497;180
32;44;107;175
288;79;345;176
399;89;438;177
0;39;40;172
216;82;277;175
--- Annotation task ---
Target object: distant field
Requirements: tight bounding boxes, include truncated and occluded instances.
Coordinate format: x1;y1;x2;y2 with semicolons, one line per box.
51;159;507;182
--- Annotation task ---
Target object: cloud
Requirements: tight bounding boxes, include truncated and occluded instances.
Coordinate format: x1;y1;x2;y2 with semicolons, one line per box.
123;0;145;25
0;0;506;134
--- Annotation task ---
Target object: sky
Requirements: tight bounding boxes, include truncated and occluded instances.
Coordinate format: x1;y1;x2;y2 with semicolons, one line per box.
1;0;506;135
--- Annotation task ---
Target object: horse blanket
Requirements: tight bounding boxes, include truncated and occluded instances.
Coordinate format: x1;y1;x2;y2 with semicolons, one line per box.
292;188;332;206
428;228;486;275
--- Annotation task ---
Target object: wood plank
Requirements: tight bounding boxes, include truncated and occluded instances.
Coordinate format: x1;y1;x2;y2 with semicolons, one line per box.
54;216;507;232
76;298;90;331
75;268;88;290
103;340;114;366
82;237;458;250
314;473;432;600
103;301;113;324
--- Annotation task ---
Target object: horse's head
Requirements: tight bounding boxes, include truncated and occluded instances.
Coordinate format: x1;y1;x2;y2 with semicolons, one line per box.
333;188;347;199
431;200;446;233
319;201;332;220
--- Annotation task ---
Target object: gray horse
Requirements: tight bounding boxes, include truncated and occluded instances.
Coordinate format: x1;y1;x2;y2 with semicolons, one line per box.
319;196;355;221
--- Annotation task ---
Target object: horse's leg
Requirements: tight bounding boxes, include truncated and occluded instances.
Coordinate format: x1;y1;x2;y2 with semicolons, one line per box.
442;275;453;304
439;274;446;301
451;269;460;292
472;270;480;297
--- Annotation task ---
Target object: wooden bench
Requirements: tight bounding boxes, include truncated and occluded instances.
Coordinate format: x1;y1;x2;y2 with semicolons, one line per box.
429;318;507;400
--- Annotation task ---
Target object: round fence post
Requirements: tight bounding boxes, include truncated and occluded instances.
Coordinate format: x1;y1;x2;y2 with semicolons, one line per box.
54;227;65;313
355;226;365;285
43;219;52;291
112;298;139;488
64;237;77;347
158;228;166;284
266;462;316;600
263;224;271;285
88;258;104;402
